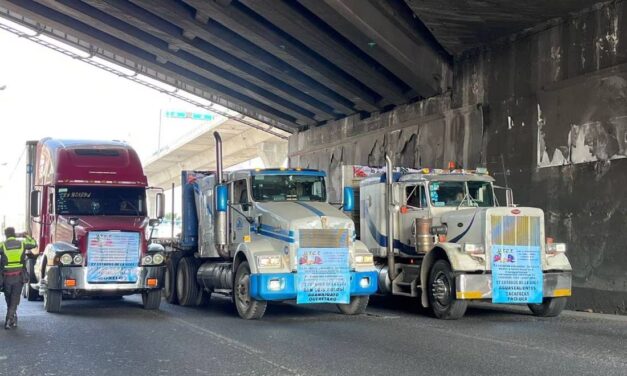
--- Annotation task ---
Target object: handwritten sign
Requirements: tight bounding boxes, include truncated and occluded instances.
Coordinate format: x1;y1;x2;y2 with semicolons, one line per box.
492;245;543;303
296;248;350;304
87;231;140;283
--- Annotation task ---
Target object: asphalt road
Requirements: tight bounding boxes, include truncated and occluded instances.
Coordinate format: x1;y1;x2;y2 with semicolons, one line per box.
0;294;626;376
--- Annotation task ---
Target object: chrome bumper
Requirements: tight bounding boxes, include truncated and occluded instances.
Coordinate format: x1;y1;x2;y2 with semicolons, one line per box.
46;265;165;295
455;271;572;300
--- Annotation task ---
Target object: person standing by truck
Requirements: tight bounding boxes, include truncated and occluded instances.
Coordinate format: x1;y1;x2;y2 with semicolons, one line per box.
0;227;37;329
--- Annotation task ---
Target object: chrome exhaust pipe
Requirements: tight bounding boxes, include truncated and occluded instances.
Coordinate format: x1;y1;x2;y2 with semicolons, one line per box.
213;132;229;258
385;154;397;281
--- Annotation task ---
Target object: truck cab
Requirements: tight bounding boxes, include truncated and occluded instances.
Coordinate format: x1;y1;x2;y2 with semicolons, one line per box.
162;132;377;319
26;139;166;312
354;161;572;319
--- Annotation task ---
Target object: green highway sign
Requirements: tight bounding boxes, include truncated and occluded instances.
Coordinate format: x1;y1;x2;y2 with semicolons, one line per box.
164;110;214;121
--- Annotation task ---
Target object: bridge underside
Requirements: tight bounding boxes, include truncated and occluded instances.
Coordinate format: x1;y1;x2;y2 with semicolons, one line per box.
1;1;626;313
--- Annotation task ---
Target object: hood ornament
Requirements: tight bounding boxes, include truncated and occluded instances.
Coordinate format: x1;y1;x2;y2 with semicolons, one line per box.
321;216;328;229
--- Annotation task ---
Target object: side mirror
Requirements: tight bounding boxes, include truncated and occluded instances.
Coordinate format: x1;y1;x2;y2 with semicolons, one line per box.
241;202;251;212
68;217;79;246
149;218;161;227
155;193;165;219
505;188;515;207
30;190;41;217
343;187;354;212
392;186;400;206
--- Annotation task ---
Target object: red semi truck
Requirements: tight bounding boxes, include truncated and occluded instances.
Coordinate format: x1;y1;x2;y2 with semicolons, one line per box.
24;139;166;312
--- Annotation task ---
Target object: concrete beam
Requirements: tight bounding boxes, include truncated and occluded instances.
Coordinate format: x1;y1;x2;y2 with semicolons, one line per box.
38;0;318;126
300;0;450;98
239;0;409;106
20;0;302;131
130;0;356;117
183;0;381;113
89;0;337;123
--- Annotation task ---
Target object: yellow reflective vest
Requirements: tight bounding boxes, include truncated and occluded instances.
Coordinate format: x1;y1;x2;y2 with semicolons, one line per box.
1;236;37;271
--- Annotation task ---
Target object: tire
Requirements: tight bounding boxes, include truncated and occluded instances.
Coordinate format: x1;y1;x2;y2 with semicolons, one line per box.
163;254;180;305
528;297;567;317
337;296;369;315
428;259;468;320
142;290;162;310
234;261;267;320
23;258;40;301
176;257;200;306
44;289;62;313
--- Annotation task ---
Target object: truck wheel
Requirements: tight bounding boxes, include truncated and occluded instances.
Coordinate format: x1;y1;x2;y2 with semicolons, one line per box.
528;297;567;317
44;290;62;313
163;254;180;305
24;258;40;301
428;259;467;320
337;296;369;315
142;290;162;310
176;257;199;306
234;261;267;320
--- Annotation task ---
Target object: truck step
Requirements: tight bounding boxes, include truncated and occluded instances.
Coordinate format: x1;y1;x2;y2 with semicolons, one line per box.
392;279;419;297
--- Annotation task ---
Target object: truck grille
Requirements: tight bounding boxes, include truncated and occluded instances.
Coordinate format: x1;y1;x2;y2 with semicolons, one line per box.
490;215;542;246
86;231;141;283
299;229;349;248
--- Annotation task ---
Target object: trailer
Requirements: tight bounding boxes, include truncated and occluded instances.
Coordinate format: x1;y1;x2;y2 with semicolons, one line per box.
161;132;377;319
347;157;572;319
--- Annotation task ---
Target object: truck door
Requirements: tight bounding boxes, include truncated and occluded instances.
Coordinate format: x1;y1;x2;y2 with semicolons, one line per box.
401;184;429;254
230;179;251;245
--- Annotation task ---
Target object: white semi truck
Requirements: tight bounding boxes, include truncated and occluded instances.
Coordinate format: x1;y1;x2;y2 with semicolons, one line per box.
347;157;572;319
161;132;377;319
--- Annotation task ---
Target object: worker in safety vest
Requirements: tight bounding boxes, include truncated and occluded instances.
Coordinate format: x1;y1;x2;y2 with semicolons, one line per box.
0;227;37;329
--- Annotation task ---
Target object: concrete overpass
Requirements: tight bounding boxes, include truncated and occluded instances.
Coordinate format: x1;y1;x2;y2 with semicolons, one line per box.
143;116;288;190
0;0;625;313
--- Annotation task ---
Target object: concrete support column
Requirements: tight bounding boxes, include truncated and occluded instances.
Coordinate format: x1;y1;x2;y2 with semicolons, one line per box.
257;141;288;168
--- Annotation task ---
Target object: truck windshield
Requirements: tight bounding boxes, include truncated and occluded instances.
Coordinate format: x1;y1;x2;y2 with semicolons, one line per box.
252;174;326;202
429;181;494;207
56;186;147;216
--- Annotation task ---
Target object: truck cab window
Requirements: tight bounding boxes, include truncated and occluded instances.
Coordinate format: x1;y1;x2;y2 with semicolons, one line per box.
429;181;495;207
405;185;427;208
56;186;147;216
252;174;326;202
467;181;495;207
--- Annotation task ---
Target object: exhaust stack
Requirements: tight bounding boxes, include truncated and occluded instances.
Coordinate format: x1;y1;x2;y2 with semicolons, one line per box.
25;141;37;234
213;132;228;258
385;155;397;281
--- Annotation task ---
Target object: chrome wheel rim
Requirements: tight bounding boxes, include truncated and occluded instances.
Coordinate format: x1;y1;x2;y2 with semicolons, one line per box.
432;271;452;306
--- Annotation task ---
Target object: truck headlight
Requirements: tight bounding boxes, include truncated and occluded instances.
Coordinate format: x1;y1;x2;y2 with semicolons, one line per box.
60;253;73;266
354;254;374;265
546;243;566;254
359;277;371;289
257;255;281;268
463;243;484;254
267;278;285;291
73;254;83;265
152;253;164;265
142;255;153;265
